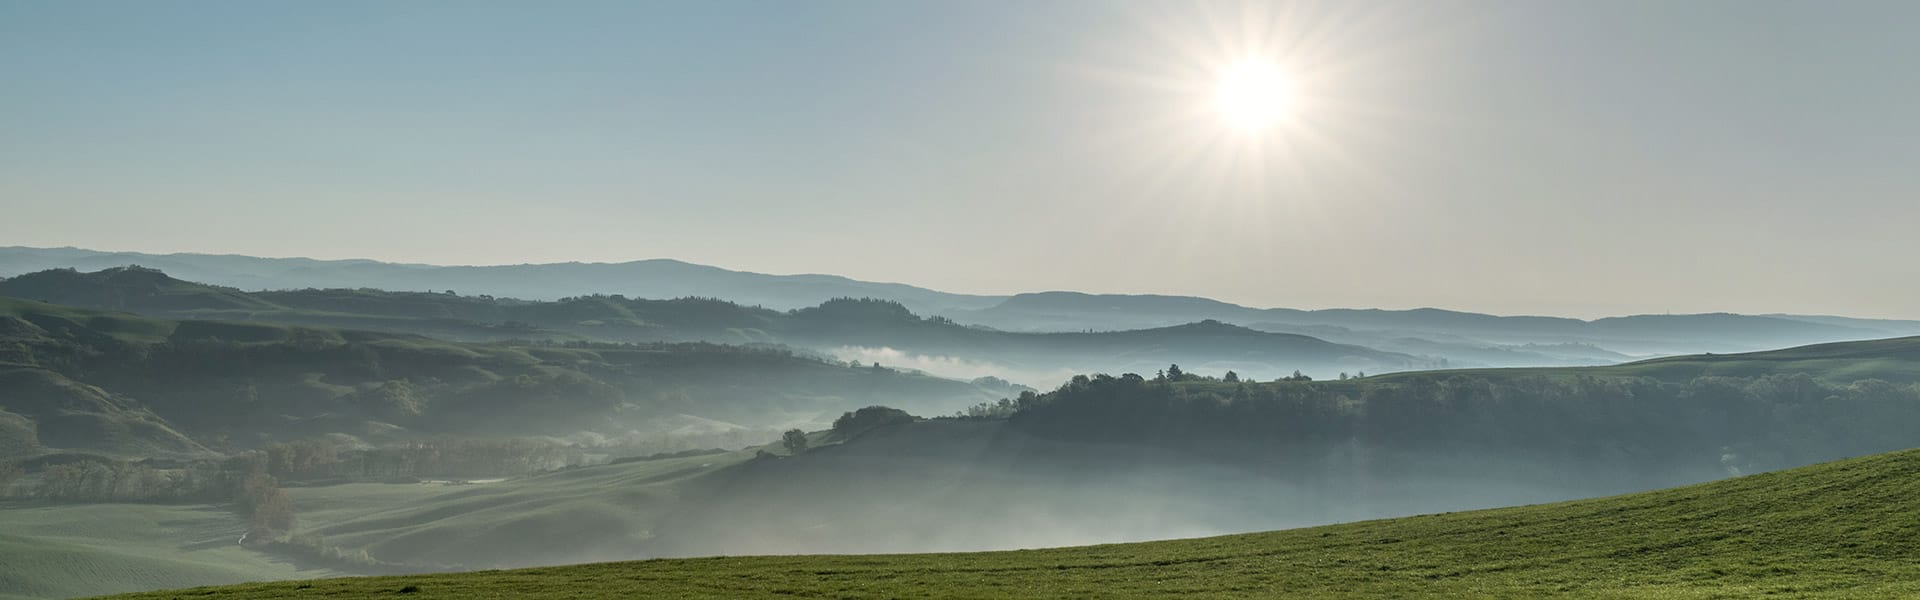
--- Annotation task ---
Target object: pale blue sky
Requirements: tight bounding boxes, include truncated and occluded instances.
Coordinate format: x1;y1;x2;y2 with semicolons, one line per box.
3;1;1916;318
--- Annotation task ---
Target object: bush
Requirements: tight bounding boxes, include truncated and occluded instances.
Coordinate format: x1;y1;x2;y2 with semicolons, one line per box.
781;429;809;454
831;406;915;438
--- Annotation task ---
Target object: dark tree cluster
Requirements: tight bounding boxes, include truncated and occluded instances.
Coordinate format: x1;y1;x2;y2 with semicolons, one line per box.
831;406;917;438
1010;371;1920;477
781;429;810;454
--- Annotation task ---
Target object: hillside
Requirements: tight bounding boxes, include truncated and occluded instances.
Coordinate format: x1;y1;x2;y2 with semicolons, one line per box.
11;248;1918;367
100;447;1920;599
0;297;1004;460
0;334;1912;596
0;269;1428;382
963;291;1909;357
75;334;1916;572
778;301;1425;381
0;266;275;313
0;247;1003;315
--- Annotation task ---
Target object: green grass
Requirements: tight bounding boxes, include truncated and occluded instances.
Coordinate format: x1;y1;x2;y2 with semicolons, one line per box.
96;447;1920;599
0;502;339;600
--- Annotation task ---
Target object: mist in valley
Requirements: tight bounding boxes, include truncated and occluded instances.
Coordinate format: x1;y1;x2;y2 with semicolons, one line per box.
255;359;1920;572
632;425;1725;561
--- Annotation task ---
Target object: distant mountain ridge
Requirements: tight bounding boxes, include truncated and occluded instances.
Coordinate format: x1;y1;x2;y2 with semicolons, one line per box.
0;296;1009;460
6;246;1917;361
956;291;1916;356
0;268;1428;384
0;247;1002;315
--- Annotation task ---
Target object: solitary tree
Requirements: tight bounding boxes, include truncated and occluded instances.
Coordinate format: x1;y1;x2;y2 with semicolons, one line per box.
1166;364;1186;382
1223;370;1240;383
781;429;809;454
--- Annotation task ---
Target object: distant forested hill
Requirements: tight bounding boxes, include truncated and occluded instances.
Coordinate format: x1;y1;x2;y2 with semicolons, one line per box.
0;246;1003;315
8;247;1916;368
117;334;1919;571
955;291;1917;357
631;335;1920;559
0;297;1003;461
0;267;1429;383
7;305;1919;584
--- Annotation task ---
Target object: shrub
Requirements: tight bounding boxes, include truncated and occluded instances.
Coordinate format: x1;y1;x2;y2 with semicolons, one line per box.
831;406;915;438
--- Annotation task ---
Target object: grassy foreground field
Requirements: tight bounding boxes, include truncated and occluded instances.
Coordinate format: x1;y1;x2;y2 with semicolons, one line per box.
102;448;1920;599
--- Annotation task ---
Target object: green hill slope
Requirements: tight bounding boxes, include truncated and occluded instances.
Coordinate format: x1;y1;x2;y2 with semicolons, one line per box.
100;447;1920;599
1;268;1431;381
0;267;277;313
0;297;1003;460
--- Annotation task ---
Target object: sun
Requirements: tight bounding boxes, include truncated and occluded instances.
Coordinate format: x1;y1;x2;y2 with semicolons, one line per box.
1213;60;1294;133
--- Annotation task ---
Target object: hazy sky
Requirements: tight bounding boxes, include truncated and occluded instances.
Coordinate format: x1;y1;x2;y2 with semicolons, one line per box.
4;1;1917;319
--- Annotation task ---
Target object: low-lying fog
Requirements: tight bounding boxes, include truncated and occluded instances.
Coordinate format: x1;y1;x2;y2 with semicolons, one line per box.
368;420;1736;569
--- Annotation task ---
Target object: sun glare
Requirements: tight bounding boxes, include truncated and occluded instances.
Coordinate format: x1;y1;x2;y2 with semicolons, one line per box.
1069;0;1433;216
1214;60;1293;133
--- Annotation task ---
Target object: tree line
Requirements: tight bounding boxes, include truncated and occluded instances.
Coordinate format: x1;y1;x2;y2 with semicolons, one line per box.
1004;370;1920;477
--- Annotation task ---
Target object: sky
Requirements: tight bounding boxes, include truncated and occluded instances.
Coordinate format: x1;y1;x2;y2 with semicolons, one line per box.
3;1;1917;319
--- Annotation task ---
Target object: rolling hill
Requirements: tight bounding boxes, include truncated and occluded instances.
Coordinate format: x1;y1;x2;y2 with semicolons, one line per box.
50;335;1920;574
616;335;1920;564
0;247;1002;315
98;446;1920;599
0;334;1912;598
961;291;1913;357
9;247;1918;366
0;296;1007;460
1;268;1431;383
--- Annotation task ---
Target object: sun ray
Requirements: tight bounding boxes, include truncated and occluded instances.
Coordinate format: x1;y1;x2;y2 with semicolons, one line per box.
1048;0;1476;268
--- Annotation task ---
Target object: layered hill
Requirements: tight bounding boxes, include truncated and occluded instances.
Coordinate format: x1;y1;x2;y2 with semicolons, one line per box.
0;247;1002;315
101;447;1920;599
0;297;1005;460
960;291;1915;357
0;334;1909;598
0;268;1430;382
607;335;1920;566
53;334;1912;573
9;247;1918;367
0;266;273;313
